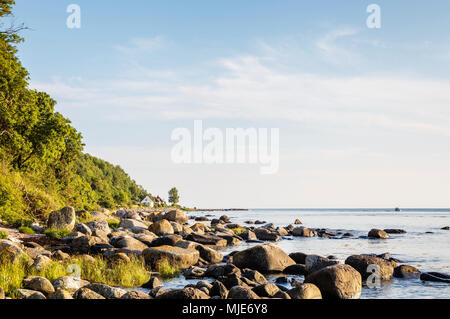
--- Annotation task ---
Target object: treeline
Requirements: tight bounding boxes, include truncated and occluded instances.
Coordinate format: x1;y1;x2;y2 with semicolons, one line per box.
0;0;151;226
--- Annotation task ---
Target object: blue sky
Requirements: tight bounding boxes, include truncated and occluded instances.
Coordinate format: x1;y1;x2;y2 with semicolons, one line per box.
10;0;450;208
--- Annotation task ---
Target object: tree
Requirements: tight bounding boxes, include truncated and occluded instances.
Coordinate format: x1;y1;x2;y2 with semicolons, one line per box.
168;187;179;206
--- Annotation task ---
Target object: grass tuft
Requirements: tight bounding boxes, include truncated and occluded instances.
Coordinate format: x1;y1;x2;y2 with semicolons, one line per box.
157;259;181;280
232;227;247;235
0;230;8;239
107;219;119;230
44;228;72;239
18;226;35;235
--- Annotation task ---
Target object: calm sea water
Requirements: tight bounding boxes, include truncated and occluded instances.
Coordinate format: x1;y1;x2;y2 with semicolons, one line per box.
164;208;450;299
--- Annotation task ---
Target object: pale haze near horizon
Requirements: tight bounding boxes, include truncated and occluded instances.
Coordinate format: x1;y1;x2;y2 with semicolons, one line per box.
12;1;450;208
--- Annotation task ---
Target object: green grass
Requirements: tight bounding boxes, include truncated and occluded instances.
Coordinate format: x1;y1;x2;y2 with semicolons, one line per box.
0;230;8;239
76;211;94;224
232;227;247;235
157;259;181;280
107;219;119;231
0;253;151;298
44;228;72;239
18;226;35;235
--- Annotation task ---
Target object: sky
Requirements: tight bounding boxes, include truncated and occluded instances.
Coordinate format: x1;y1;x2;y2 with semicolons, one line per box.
9;0;450;208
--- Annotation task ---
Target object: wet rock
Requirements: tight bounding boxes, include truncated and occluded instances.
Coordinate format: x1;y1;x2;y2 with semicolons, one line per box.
289;252;307;264
47;206;76;230
241;269;268;285
306;255;339;274
442;226;450;230
219;215;231;223
23;276;55;296
384;229;407;234
143;245;200;269
184;266;207;279
149;220;174;236
368;229;389;239
345;255;396;280
294;219;302;225
274;290;291;299
304;264;362;299
228;286;260;299
394;265;421;278
205;264;241;278
196;244;224;264
420;272;450;283
283;264;307;275
240;230;257;240
142;277;163;290
195;216;209;221
254;228;281;241
288;283;322;299
232;244;296;273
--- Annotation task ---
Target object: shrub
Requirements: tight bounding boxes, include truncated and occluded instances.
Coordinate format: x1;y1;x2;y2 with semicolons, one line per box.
18;227;35;235
76;211;94;224
107;219;119;231
44;228;72;239
157;259;181;280
232;227;247;235
0;230;8;239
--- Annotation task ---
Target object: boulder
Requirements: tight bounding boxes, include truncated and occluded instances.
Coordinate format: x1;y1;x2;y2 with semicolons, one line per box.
47;206;76;230
31;255;51;272
368;229;390;239
228;286;260;299
53;276;90;293
289;252;307;264
345;255;395;280
288;283;322;299
304;264;362;299
49;288;73;299
86;220;111;234
232;244;296;273
16;289;46;299
112;236;149;251
254;228;281;241
292;226;317;237
148;220;174;236
143;245;199;269
119;219;148;232
0;240;25;262
240;230;257;241
74;223;92;236
73;287;106;299
121;291;151;299
384;229;407;234
164;210;188;224
441;226;450;230
196;244;224;264
186;233;227;247
306;255;339;274
142;277;163;290
420;272;450;283
283;264;307;275
252;283;279;298
210;281;228;299
394;265;421;278
23;276;55;296
156;287;210;299
149;235;183;247
241;269;267;285
294;219;302;225
84;283;127;299
205;264;241;278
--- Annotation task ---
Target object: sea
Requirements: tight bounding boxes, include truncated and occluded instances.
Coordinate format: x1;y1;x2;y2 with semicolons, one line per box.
160;208;450;299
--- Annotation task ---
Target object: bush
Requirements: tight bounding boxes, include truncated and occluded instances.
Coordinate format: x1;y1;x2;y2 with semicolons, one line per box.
76;211;94;224
44;228;72;239
0;230;8;239
18;227;35;235
107;219;119;231
157;259;181;280
232;227;247;235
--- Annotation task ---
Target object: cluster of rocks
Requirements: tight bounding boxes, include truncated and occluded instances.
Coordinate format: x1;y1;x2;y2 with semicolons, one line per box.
1;206;449;299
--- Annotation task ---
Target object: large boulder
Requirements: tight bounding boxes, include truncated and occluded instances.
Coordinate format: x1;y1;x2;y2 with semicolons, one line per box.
394;265;421;278
85;220;111;234
186;233;227;247
254;228;281;241
288;283;322;299
143;245;199;269
111;236;148;251
345;255;395;280
23;276;55;296
73;288;106;299
252;283;280;298
368;229;389;239
0;240;25;262
164;210;188;224
292;226;317;237
119;219;148;232
16;289;46;299
149;220;174;236
305;255;339;274
289;252;307;264
228;286;260;299
304;264;362;299
47;206;76;230
52;276;90;293
84;283;127;299
156;287;210;299
232;244;296;273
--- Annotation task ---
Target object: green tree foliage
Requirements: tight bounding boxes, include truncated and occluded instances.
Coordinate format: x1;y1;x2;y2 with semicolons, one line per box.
168;187;179;206
0;1;152;225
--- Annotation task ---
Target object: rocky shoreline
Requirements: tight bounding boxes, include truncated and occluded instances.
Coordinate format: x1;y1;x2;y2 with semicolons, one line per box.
0;207;449;300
